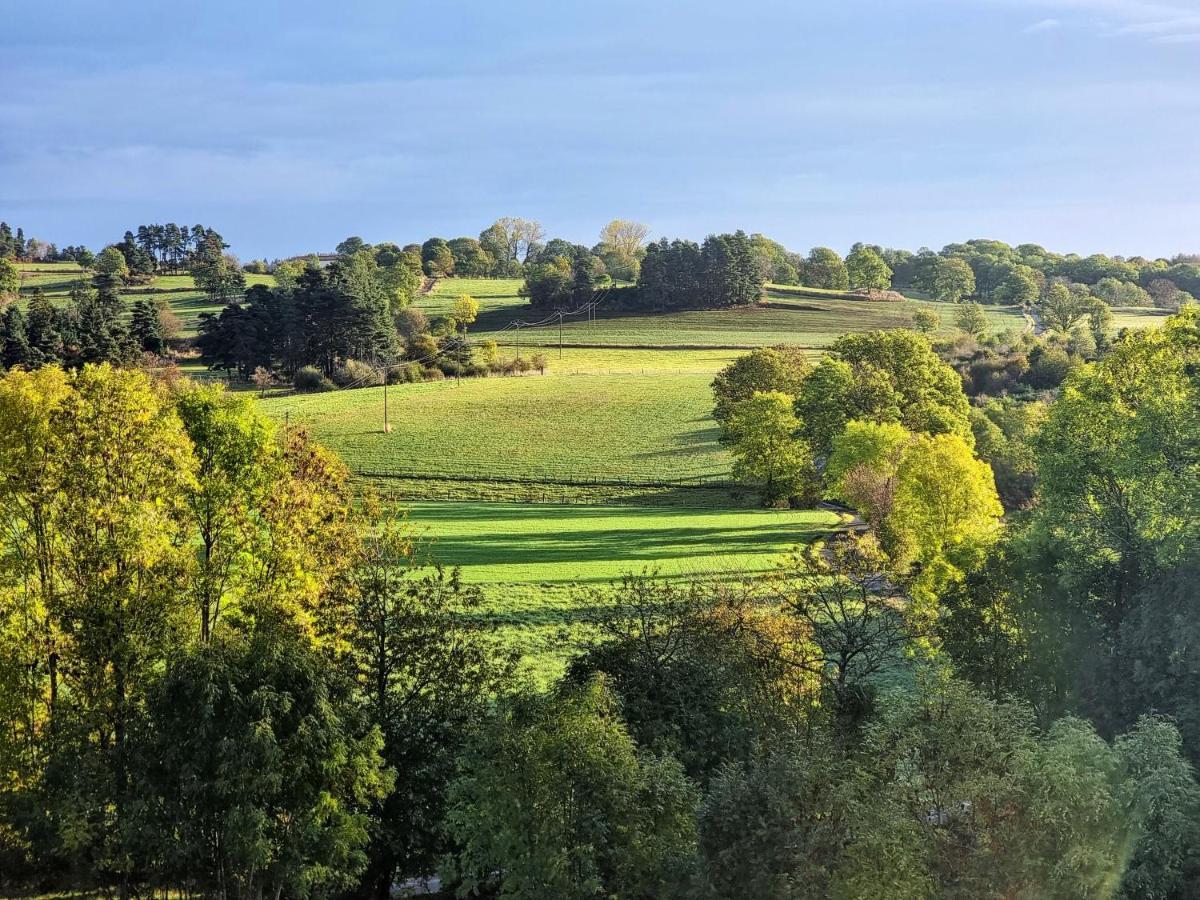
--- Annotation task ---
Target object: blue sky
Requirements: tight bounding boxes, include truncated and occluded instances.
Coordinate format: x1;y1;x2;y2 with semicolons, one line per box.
2;0;1198;260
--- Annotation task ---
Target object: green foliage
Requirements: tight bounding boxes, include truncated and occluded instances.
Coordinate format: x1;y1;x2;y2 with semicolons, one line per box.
444;677;699;900
955;301;989;337
846;246;893;290
636;231;765;310
825;419;911;521
134;612;389;898
568;576;812;782
911;307;940;334
889;431;1003;579
726;390;816;505
0;258;18;297
699;678;1183;900
930;256;976;303
795;330;972;455
1033;308;1200;637
802;247;850;290
93;246;129;282
969;398;1047;510
711;345;811;431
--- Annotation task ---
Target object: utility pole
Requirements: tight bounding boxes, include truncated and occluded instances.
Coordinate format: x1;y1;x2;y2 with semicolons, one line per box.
558;311;563;360
383;376;391;433
515;323;521;360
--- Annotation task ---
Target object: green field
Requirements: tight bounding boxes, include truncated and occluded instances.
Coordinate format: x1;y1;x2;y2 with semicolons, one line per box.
398;500;841;681
406;501;839;584
262;373;730;486
416;277;1027;350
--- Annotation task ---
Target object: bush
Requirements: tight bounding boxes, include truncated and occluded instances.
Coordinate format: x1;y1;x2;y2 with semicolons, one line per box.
439;359;465;378
332;358;384;388
424;367;445;381
294;366;335;393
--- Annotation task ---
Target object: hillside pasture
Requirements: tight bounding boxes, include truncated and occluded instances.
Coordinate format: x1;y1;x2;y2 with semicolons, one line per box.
261;373;731;491
398;500;842;681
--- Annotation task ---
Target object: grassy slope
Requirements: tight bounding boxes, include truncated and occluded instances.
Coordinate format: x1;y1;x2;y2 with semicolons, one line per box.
14;262;273;336
406;501;839;584
401;500;841;681
418;277;1027;349
261;373;729;483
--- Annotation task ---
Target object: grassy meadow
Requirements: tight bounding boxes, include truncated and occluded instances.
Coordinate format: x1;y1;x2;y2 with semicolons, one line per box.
261;373;730;485
399;501;841;681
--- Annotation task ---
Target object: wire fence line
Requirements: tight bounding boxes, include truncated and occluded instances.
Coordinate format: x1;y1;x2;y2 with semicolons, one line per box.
351;464;735;490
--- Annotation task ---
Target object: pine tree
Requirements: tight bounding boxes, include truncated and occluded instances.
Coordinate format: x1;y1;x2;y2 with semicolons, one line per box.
130;299;166;355
25;288;63;365
0;306;34;369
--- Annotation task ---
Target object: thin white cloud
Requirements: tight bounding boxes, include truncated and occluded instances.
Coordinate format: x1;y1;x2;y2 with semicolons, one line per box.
1024;17;1063;30
996;0;1200;40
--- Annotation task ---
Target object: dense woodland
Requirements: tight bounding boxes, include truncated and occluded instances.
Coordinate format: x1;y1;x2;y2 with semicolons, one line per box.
2;217;1200;897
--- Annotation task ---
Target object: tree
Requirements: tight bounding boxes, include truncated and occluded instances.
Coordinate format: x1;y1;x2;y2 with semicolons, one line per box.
711;346;811;432
27;365;197;883
420;238;453;277
569;576;813;783
134;612;389;899
325;524;516;896
911;307;940;335
888;432;1003;605
450;294;479;332
444;678;698;900
993;264;1041;306
0;258;18;299
802;247;849;290
930;256;976;302
846;246;893;290
25;288;63;365
191;233;246;304
771;535;916;723
336;235;370;256
1038;282;1100;334
600;219;650;258
129;299;165;354
795;330;972;456
93;246;129;283
955;301;989;338
0;307;34;369
825;419;912;524
726;391;815;506
447;237;494;277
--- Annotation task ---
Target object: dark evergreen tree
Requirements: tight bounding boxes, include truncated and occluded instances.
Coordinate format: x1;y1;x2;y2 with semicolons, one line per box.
25;288;64;365
130;299;166;355
0;306;34;369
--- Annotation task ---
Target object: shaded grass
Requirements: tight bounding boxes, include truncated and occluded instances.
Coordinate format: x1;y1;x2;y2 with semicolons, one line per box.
406;500;839;584
403;500;841;682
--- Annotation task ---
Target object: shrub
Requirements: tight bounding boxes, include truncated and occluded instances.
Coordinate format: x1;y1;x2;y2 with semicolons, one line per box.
424;367;445;381
294;366;335;393
332;358;384;388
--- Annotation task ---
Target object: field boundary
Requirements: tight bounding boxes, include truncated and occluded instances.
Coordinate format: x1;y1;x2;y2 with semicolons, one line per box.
353;465;734;490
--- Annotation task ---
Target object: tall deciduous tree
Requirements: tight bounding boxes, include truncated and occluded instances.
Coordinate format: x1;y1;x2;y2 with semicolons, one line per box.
727;391;815;506
846;246;893;291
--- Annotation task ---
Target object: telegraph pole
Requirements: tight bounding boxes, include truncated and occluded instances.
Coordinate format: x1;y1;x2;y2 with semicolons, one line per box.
558;311;563;360
515;323;521;359
383;375;391;433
